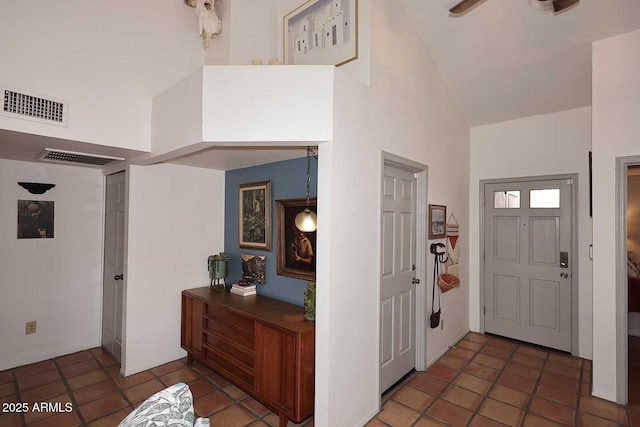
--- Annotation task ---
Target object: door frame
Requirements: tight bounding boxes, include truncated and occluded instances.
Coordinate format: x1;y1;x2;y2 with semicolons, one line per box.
479;174;579;356
378;151;428;396
615;155;640;404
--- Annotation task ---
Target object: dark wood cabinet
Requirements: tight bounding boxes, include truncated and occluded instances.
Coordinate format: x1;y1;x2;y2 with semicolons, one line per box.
181;287;315;427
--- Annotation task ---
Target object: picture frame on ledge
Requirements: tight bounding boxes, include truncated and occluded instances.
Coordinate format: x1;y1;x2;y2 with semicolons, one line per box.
276;198;317;281
239;181;271;251
428;204;447;240
283;0;358;66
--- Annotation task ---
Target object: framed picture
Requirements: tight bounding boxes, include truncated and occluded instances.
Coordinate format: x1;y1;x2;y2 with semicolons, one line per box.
283;0;358;66
429;204;446;240
239;181;271;251
17;200;54;239
276;198;317;280
241;254;266;284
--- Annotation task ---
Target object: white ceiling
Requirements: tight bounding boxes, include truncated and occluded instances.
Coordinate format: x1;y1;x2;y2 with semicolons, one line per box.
401;0;640;126
3;1;640;170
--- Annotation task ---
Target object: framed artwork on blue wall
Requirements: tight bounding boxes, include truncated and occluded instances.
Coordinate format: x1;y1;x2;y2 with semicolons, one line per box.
276;198;317;281
239;181;271;251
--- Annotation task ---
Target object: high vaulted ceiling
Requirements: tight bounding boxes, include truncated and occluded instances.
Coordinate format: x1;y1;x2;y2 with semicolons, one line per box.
401;0;640;126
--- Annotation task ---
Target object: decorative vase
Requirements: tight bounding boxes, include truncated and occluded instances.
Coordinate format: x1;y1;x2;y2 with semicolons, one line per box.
304;282;316;322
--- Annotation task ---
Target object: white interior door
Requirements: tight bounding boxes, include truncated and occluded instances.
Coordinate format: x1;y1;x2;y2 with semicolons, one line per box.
102;171;125;363
380;164;417;392
484;178;573;352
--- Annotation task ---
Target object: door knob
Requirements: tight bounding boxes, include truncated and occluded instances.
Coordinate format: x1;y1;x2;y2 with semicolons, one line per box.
560;272;568;279
114;274;123;281
411;278;420;284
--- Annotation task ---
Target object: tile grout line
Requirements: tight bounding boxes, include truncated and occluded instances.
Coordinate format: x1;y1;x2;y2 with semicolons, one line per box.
51;356;89;427
464;336;522;427
10;368;27;427
518;344;551;427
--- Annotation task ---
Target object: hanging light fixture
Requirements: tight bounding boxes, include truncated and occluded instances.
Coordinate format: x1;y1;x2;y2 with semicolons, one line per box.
295;146;317;232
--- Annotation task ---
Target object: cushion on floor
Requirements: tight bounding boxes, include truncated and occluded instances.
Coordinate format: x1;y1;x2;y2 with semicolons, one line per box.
118;382;209;427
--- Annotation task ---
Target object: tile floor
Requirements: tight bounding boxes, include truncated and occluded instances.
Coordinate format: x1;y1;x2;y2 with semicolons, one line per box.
0;333;637;427
0;347;313;427
368;333;639;426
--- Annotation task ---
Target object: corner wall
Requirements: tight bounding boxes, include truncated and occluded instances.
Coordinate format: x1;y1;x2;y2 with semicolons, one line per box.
124;163;225;375
317;1;470;424
0;160;103;370
469;107;593;359
592;28;640;402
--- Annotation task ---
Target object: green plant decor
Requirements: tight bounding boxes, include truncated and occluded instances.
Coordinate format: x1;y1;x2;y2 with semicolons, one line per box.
304;281;316;322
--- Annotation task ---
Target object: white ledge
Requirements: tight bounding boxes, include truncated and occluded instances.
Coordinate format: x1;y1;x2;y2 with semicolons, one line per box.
151;65;335;158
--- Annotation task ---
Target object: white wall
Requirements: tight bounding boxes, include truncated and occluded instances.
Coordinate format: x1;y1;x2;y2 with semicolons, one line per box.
0;1;204;152
0;160;103;370
469;107;593;359
123;163;225;375
592;29;640;401
316;1;470;424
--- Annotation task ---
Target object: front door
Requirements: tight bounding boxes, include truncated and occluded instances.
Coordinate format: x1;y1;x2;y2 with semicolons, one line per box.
380;164;417;392
102;171;125;362
484;178;573;352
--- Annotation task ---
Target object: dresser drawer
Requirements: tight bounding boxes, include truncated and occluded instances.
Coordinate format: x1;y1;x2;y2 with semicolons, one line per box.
204;316;254;351
206;304;255;335
203;343;254;387
203;329;254;369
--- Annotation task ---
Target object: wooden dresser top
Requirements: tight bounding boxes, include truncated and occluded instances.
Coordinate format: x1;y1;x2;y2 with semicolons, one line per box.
183;287;315;334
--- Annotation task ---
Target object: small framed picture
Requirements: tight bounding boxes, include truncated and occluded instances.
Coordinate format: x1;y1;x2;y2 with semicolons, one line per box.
239;181;271;251
429;204;446;240
276;198;317;281
17;200;54;239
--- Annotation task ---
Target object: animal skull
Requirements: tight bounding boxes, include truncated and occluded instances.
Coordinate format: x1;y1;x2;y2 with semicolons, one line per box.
185;0;222;49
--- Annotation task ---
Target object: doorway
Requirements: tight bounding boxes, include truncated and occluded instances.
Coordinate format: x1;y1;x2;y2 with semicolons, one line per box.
379;154;427;393
627;165;640;405
102;171;125;363
481;176;577;353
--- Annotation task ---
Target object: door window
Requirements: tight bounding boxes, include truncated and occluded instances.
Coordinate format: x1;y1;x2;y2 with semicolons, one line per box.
530;189;560;208
494;191;520;208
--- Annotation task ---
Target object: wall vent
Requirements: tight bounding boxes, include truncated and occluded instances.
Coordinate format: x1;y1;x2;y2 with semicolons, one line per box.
1;85;68;127
37;148;124;167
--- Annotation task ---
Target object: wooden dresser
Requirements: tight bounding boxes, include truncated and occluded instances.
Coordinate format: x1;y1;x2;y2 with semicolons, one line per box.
181;287;315;427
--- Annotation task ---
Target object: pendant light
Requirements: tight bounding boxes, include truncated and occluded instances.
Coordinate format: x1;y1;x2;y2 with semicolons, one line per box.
295;146;317;232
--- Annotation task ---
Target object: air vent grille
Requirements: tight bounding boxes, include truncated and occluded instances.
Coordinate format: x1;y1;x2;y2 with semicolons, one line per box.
0;85;68;127
38;149;124;167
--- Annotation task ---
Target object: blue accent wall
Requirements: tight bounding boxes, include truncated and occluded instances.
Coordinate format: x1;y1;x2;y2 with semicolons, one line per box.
224;157;317;306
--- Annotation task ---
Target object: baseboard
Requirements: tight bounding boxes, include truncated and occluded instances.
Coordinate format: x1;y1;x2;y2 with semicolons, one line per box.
426;329;470;367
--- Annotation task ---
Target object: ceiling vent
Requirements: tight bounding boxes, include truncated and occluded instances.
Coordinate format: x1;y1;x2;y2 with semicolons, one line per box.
1;85;68;127
37;148;124;167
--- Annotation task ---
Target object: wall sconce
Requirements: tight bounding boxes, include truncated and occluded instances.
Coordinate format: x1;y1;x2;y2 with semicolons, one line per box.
18;182;56;194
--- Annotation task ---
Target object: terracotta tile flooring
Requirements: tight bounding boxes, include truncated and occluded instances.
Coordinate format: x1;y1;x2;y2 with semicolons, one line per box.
0;333;638;426
368;332;640;426
0;347;313;427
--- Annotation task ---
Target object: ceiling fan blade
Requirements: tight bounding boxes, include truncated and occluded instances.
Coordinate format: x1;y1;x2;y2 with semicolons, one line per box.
552;0;579;12
449;0;484;14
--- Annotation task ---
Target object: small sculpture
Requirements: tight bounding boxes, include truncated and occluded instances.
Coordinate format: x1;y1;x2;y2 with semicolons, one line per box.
304;282;316;322
184;0;222;49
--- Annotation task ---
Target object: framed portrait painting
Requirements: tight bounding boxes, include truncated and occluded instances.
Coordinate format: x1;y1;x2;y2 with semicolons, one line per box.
428;204;446;240
239;181;271;251
17;200;54;239
276;198;317;281
283;0;358;66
